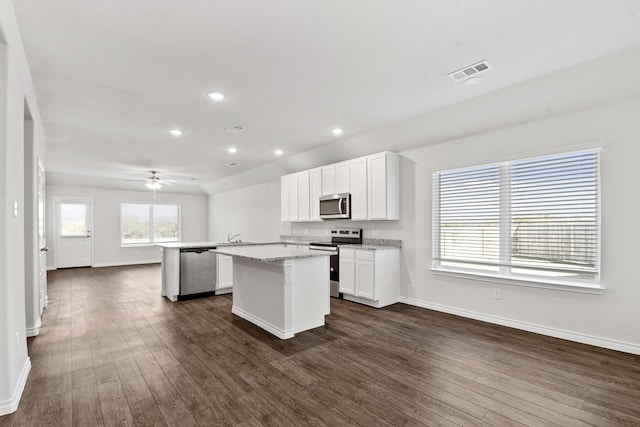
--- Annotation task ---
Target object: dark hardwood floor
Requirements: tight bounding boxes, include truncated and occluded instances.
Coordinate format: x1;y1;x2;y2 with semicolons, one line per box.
1;264;639;426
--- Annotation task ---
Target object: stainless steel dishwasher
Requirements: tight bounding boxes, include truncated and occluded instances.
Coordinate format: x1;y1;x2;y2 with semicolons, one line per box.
179;248;217;297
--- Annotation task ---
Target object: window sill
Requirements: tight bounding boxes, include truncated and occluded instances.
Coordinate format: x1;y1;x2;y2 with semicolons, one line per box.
430;268;604;294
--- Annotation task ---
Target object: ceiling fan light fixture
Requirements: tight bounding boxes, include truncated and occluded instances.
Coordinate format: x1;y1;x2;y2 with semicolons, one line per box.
146;181;162;190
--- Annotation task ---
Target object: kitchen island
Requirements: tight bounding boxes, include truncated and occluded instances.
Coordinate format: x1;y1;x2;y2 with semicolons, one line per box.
212;243;331;339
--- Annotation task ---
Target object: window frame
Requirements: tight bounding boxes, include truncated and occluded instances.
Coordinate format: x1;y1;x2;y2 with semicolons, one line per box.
120;203;181;247
432;149;602;292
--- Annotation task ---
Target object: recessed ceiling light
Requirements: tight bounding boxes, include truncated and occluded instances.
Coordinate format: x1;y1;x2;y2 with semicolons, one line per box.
228;147;237;154
169;129;182;136
227;162;237;167
275;149;283;156
207;92;225;101
332;128;343;136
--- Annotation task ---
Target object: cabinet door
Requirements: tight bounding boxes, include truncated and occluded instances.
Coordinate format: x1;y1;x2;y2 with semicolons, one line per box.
321;165;336;195
298;171;310;222
355;259;375;300
350;156;367;220
289;173;299;222
339;256;355;295
309;168;322;221
281;175;290;222
336;161;350;193
367;153;387;220
216;254;233;290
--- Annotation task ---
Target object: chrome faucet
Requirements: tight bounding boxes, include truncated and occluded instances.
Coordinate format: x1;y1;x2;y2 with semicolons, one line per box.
226;232;242;243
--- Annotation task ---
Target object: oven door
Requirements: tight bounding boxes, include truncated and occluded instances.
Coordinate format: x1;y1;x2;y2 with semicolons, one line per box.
320;193;350;219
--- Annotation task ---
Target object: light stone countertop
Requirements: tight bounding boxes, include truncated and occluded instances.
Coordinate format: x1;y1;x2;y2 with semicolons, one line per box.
211;243;331;262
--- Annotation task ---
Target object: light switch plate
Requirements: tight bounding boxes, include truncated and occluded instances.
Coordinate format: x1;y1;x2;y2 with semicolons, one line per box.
13;201;18;217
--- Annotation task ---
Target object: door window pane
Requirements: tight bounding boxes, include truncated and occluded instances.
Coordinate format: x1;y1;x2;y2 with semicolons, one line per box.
60;203;87;236
153;205;179;242
121;204;150;244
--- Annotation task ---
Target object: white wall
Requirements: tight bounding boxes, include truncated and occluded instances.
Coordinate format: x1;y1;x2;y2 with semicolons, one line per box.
0;0;46;414
208;180;282;243
282;98;640;353
46;186;209;268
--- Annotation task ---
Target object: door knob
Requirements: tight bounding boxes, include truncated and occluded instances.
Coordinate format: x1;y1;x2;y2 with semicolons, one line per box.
40;247;49;252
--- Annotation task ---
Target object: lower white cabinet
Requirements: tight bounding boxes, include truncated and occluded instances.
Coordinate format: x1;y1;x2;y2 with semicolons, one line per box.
216;254;233;293
339;248;399;308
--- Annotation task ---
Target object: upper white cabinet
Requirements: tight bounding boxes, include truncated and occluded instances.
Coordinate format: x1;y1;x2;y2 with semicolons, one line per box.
289;173;299;222
335;161;350;194
298;170;310;222
281;151;399;222
321;165;336;195
350;156;368;220
280;175;290;222
309;168;322;222
282;170;322;223
367;152;399;220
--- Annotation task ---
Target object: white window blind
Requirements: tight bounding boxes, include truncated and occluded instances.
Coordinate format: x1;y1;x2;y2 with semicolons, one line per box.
433;149;599;283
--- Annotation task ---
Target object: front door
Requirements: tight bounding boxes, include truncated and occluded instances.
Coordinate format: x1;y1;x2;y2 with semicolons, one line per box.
55;197;93;268
37;160;47;310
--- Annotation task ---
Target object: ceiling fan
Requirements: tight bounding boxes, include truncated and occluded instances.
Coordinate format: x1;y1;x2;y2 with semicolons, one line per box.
127;171;175;196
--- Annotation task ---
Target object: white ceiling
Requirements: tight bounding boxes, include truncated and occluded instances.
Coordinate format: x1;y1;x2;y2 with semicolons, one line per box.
13;0;640;194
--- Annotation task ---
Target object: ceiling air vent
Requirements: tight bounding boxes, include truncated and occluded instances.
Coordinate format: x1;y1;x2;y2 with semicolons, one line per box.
224;124;246;134
449;61;491;82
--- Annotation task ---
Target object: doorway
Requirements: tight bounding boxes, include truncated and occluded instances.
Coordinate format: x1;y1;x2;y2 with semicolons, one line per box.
54;197;93;268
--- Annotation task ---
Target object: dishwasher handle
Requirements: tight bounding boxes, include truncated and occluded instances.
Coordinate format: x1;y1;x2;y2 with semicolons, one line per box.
180;247;216;254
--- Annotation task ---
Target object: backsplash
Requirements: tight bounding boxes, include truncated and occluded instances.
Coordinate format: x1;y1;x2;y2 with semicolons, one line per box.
281;234;402;248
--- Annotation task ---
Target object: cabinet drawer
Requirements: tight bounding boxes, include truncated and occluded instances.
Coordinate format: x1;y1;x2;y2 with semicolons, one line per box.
340;248;355;259
355;250;374;261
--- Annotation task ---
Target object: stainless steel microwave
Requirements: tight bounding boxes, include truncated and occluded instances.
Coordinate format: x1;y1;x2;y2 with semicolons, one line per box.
320;193;351;220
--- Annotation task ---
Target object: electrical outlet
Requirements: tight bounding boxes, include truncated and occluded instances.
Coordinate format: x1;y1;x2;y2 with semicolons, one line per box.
493;288;502;300
304;229;308;235
371;230;378;237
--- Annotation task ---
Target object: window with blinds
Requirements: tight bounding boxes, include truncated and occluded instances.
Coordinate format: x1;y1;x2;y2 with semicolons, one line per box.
433;149;599;284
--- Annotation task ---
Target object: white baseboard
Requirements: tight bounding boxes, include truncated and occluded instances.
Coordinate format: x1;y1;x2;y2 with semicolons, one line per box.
0;358;31;416
25;318;42;337
91;260;160;268
398;296;640;355
46;266;56;271
232;306;294;339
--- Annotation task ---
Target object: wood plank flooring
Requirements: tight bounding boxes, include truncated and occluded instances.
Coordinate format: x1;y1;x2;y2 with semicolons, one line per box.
1;264;640;426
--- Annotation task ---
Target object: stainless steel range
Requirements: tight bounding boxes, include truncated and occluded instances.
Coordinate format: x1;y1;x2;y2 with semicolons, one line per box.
309;228;362;298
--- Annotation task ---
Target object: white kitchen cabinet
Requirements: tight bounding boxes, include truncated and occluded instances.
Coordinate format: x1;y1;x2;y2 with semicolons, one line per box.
298;170;310;222
367;152;399;220
338;248;355;294
335;161;350;194
350;156;368;220
216;254;233;292
339;248;399;308
281;151;399;222
321;165;336;195
309;168;322;221
280;175;290;222
289;173;299;222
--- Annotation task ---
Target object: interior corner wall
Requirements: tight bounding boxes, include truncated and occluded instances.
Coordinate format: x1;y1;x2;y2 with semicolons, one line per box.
0;0;46;414
208;180;283;242
45;186;209;268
